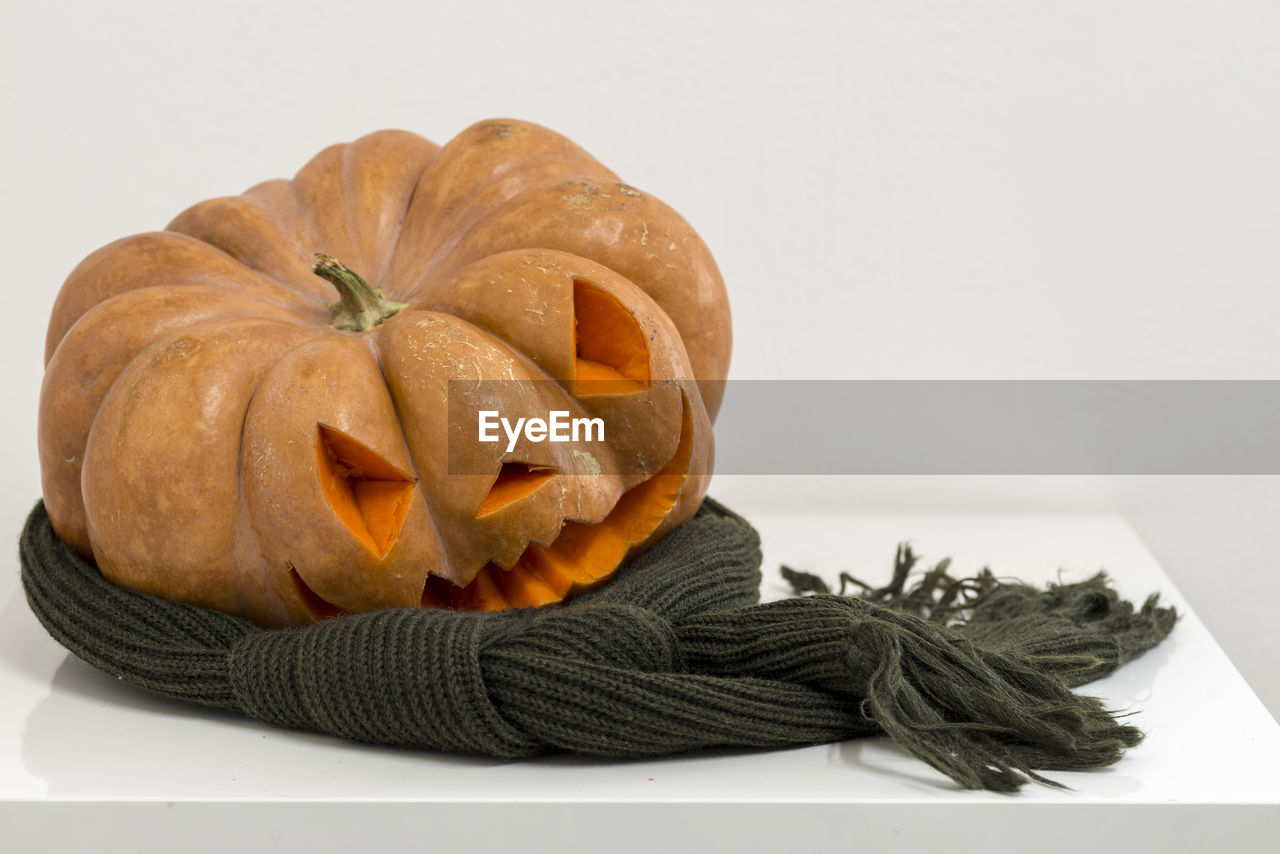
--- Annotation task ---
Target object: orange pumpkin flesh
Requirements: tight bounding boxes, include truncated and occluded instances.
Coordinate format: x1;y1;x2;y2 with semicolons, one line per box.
315;424;416;558
39;120;729;628
573;279;650;395
475;464;558;519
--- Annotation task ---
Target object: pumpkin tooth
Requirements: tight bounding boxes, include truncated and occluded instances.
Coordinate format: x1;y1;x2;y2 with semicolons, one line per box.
490;559;560;608
520;544;577;596
453;565;509;612
419;573;454;609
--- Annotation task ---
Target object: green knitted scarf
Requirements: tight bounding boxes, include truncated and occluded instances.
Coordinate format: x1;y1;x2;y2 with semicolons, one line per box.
19;498;1175;792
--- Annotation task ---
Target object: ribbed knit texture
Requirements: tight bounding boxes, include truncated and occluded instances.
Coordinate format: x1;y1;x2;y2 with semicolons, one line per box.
19;498;1176;792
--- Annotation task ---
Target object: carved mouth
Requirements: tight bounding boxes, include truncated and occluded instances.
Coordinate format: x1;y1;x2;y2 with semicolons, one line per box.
420;392;696;611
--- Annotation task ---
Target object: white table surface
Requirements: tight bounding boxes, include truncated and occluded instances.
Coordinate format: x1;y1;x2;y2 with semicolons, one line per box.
3;511;1278;853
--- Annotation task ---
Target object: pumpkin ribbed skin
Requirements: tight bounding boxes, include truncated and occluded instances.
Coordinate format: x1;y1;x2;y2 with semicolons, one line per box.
38;120;730;627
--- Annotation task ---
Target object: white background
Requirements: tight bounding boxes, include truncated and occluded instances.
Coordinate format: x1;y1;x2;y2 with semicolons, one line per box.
4;0;1279;717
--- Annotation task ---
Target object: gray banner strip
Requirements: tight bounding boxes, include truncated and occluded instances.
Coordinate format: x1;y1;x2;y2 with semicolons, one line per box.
712;381;1280;474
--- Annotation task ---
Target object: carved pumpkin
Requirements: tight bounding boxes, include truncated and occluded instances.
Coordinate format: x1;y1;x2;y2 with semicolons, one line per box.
38;120;730;628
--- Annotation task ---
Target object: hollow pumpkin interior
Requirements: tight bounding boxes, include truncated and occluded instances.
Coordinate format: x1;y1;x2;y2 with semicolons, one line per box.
572;278;650;396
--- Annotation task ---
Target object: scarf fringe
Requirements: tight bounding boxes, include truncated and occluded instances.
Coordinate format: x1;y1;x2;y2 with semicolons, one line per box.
783;546;1177;791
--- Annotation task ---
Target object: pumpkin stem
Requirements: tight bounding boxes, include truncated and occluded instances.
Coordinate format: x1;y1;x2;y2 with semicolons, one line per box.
312;253;406;332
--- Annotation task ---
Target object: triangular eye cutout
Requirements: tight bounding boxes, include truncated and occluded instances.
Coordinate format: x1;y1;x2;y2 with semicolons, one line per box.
572;278;650;395
316;423;415;558
476;462;556;517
